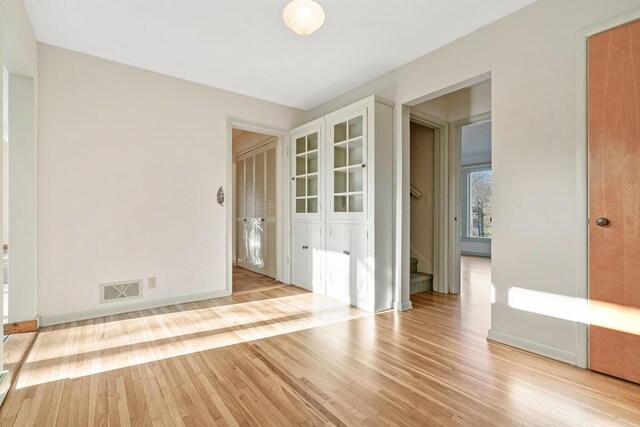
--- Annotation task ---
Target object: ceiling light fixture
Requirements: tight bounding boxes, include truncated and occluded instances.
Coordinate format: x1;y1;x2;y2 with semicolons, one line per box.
283;0;325;36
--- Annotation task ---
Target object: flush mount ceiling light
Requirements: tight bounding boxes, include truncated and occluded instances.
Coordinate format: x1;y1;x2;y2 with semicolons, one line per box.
283;0;325;36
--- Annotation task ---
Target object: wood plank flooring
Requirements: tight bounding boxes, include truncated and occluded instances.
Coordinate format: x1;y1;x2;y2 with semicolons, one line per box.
0;256;639;426
232;267;286;295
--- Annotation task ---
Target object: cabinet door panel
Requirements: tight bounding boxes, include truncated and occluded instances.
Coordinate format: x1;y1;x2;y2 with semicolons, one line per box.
350;225;370;309
326;108;368;221
326;225;352;304
307;223;325;295
292;123;323;220
292;222;308;290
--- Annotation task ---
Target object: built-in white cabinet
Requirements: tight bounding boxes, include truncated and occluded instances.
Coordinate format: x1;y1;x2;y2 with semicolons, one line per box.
290;96;393;312
291;222;325;294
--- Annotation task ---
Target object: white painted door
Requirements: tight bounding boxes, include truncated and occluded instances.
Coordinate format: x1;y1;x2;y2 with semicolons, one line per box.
291;222;308;289
307;223;325;295
326;224;352;304
326;224;368;307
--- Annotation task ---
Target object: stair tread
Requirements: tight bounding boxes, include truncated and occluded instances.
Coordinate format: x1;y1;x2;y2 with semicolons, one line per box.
410;272;433;284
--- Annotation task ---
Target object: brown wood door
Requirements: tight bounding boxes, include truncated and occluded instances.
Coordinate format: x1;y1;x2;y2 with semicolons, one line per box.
588;19;640;384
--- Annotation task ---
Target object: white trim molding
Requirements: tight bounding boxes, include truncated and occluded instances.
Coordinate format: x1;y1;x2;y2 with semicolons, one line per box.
487;329;576;366
226;118;292;297
40;289;231;327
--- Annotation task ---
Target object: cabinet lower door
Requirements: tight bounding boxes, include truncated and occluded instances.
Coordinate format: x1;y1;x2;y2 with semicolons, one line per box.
292;222;309;290
326;224;368;306
307;223;325;295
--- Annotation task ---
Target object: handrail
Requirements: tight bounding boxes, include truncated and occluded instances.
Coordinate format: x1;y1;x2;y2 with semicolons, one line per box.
410;185;422;199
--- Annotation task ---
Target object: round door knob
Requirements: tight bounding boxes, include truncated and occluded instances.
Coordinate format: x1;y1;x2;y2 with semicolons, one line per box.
595;217;610;227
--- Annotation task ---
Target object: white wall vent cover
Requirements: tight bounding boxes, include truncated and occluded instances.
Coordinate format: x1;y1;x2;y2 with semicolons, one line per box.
100;280;143;303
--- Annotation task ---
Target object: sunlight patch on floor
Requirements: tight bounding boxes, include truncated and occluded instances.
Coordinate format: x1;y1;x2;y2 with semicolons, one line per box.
16;292;368;389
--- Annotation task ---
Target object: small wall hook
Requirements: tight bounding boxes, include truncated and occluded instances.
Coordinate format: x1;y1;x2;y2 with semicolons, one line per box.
217;186;225;206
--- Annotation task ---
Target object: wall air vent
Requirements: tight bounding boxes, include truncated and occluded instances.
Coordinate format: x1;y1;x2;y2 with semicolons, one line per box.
100;280;143;303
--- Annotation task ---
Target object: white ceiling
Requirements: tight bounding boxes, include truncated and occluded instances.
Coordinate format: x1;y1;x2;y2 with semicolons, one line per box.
23;0;536;110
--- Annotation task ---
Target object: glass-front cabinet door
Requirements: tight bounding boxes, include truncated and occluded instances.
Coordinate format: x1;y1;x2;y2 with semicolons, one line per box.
292;123;323;219
327;108;367;219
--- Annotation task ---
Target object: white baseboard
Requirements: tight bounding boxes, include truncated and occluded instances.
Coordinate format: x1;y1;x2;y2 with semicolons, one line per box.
487;329;576;365
40;289;232;327
395;300;413;311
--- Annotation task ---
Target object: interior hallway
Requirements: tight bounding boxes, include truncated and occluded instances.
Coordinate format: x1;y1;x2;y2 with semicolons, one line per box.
0;257;638;425
232;266;285;294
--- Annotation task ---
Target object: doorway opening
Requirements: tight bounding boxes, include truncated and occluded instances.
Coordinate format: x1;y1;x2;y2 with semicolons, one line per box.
406;78;492;310
231;128;283;294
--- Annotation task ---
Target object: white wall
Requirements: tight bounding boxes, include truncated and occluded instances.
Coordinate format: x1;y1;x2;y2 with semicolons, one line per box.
0;0;39;402
306;0;640;366
8;73;37;322
37;44;304;323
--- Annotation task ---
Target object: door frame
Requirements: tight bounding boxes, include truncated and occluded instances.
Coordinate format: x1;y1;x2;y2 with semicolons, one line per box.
397;72;491;309
235;139;278;278
226;119;291;295
449;112;492;294
576;9;640;370
408;112;447;295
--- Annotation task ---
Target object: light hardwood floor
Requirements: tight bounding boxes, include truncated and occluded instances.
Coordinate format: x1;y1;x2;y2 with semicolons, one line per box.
0;256;639;426
232;266;285;294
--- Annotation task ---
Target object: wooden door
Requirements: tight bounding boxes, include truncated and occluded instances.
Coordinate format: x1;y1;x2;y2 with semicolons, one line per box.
588;19;640;384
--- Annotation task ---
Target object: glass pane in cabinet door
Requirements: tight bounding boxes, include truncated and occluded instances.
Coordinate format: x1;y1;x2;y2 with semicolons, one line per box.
308;198;318;213
296;177;306;197
296;137;306;154
348;139;363;165
334;196;347;212
307;151;318;174
307;133;318;151
296;156;306;175
348;169;363;192
334;122;347;143
334;145;347;168
348;116;363;138
334;171;347;193
296;198;306;213
308;176;318;196
349;195;364;212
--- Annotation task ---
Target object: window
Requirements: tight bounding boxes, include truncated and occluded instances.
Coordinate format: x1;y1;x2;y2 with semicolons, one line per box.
462;165;492;239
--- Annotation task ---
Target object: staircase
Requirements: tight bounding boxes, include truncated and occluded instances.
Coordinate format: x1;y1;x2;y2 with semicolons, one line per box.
410;257;433;294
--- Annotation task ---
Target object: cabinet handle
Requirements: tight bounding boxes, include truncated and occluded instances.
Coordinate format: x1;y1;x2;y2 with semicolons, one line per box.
343;250;350;255
303;245;309;249
362;163;366;168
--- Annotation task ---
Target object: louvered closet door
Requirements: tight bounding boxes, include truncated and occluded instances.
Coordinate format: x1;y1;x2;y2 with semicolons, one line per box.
236;142;277;279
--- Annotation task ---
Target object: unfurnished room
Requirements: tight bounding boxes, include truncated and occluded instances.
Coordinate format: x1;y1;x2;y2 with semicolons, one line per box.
0;0;639;425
